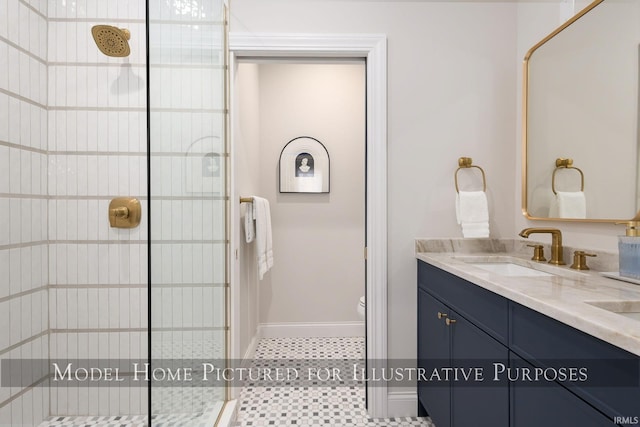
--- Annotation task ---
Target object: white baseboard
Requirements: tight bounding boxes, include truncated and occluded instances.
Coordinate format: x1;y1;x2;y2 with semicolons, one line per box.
242;334;259;365
258;321;365;338
387;391;418;418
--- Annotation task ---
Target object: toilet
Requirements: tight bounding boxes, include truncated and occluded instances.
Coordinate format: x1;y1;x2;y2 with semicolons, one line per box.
357;296;365;320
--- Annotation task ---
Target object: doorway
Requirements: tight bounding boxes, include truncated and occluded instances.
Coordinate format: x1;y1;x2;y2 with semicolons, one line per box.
228;34;388;418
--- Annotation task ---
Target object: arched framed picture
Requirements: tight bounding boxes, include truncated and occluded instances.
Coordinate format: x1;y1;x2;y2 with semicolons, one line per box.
279;136;330;193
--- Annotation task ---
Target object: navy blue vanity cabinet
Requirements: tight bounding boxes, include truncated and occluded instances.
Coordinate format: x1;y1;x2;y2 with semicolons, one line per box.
418;258;640;427
418;260;509;427
418;288;451;427
509;352;612;427
449;308;509;426
510;302;640;423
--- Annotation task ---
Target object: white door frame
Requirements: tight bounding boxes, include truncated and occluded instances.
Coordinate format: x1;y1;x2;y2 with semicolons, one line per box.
228;33;388;418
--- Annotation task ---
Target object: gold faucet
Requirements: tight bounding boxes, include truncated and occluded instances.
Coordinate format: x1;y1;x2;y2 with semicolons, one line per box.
518;228;565;265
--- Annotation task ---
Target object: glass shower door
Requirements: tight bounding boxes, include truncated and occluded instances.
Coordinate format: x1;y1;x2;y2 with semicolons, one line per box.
1;0;227;425
148;0;228;423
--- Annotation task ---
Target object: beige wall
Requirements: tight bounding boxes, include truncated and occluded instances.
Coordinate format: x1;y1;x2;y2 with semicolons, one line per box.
234;62;261;357
231;0;519;363
231;2;630;414
257;62;366;325
234;61;366;341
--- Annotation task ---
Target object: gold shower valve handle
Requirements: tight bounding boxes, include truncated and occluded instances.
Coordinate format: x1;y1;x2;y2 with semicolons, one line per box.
109;197;141;228
111;206;129;218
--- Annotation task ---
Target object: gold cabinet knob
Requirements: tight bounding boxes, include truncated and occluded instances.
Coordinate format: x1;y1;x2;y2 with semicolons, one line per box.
570;251;596;270
437;312;448;319
445;318;457;326
527;244;546;262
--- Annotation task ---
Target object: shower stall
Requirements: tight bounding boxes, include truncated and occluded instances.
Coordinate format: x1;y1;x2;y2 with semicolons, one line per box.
0;0;229;425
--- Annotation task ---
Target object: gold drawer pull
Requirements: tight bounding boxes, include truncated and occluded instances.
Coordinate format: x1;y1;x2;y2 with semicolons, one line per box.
437;312;448;319
445;318;457;326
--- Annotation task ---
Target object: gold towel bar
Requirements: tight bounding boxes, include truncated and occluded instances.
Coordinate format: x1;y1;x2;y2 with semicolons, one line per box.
240;197;253;203
552;158;584;195
455;157;486;193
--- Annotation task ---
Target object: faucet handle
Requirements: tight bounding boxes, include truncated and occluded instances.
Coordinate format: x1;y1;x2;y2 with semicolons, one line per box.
526;244;546;262
570;251;596;270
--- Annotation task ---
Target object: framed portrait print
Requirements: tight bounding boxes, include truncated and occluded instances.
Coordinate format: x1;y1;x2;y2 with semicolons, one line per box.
279;136;330;193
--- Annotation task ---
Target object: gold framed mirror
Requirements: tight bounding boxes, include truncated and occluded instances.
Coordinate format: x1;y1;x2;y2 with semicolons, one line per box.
522;0;640;222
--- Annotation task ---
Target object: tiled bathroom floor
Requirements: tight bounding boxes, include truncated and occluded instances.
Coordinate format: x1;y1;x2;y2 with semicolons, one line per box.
38;414;149;427
38;391;221;427
38;400;223;427
38;337;435;427
37;339;224;427
232;337;435;427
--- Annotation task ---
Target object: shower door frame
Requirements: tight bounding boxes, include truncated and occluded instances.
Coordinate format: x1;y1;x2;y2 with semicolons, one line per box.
228;33;389;418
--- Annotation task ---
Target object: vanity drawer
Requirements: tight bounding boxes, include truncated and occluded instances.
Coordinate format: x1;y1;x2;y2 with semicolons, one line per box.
418;260;508;345
510;352;612;427
509;302;640;420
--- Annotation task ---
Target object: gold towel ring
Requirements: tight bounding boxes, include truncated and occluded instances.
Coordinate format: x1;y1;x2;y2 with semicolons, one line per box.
455;157;486;193
552;158;584;195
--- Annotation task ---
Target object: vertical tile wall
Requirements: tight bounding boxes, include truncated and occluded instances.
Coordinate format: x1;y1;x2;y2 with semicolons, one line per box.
0;0;50;425
46;0;148;417
1;0;227;420
148;0;227;416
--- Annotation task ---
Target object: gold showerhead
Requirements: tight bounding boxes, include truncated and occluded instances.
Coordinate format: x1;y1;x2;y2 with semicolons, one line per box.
91;25;131;57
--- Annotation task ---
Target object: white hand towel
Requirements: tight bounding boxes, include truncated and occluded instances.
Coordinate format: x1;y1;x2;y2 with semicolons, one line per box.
548;197;559;218
244;197;255;243
461;223;490;238
253;196;273;280
455;191;490;238
555;191;586;219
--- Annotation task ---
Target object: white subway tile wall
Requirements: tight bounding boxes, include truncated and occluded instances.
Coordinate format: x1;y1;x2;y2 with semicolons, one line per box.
1;0;50;425
2;0;227;423
46;0;148;417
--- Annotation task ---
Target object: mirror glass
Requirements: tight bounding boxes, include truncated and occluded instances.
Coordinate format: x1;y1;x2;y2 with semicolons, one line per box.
523;0;640;221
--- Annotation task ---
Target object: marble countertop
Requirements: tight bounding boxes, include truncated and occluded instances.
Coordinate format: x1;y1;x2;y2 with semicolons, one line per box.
415;239;640;357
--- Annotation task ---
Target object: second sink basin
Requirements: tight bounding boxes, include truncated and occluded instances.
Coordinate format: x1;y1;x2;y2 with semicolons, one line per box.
585;300;640;322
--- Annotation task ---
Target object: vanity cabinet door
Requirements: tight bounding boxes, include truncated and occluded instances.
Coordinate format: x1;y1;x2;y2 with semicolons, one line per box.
418;288;451;427
418;259;508;344
450;314;509;427
510;353;613;427
418;288;509;427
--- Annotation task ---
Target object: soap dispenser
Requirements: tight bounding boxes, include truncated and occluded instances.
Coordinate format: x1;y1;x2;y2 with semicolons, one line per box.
618;219;640;279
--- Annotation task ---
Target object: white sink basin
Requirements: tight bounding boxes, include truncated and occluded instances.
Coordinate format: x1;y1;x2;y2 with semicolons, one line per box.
586;300;640;322
452;255;585;278
466;262;554;277
624;313;640;321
